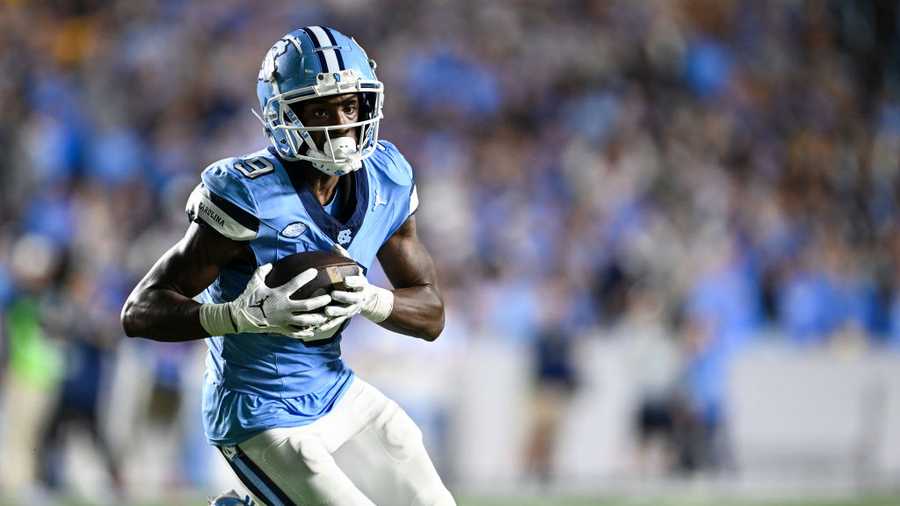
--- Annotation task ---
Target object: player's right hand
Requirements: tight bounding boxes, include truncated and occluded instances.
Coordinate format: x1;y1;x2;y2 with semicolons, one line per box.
226;263;333;340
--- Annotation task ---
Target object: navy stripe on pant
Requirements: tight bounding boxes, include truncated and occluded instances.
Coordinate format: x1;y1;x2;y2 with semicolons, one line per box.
218;446;297;506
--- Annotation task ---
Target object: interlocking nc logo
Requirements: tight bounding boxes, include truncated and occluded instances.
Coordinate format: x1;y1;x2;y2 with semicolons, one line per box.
337;229;352;245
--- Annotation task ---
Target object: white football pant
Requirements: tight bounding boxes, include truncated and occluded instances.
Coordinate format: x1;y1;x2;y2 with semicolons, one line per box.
217;377;455;506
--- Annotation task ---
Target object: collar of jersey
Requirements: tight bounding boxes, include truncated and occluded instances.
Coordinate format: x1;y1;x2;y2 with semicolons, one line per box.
272;147;369;246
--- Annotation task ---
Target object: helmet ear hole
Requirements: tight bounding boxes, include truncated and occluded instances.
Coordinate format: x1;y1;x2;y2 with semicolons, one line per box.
359;92;376;120
288;102;305;120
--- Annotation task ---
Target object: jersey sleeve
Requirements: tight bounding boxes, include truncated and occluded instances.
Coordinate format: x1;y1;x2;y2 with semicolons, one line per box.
409;185;419;216
185;160;261;241
378;140;419;220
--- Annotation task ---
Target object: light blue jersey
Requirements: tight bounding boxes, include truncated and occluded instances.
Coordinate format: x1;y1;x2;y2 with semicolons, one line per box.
185;140;418;446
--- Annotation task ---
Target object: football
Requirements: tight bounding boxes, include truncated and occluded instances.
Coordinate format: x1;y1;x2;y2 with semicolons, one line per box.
265;250;362;300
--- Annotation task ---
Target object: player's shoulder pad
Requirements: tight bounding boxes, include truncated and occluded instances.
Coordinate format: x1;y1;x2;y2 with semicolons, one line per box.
371;140;419;219
372;140;414;187
185;155;272;241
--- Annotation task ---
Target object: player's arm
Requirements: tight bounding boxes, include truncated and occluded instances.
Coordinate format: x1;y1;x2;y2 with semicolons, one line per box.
328;215;444;341
122;223;332;342
121;222;247;341
375;215;444;340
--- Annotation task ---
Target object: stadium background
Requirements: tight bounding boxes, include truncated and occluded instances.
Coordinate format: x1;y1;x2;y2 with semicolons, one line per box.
1;0;900;505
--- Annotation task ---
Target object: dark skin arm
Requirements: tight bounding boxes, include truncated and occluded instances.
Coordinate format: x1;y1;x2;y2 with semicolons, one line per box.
375;214;445;341
120;222;250;341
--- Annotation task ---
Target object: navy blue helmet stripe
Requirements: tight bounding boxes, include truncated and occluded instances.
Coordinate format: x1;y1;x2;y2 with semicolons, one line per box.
301;27;320;49
323;27;345;70
307;26;340;72
301;27;329;72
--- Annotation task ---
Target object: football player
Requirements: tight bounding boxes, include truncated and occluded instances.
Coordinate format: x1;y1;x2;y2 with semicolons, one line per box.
121;27;455;506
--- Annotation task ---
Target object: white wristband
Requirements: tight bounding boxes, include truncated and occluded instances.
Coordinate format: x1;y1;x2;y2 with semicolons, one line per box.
200;302;237;336
365;286;394;323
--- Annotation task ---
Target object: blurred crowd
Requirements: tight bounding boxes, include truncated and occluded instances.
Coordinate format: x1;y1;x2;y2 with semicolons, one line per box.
1;0;900;499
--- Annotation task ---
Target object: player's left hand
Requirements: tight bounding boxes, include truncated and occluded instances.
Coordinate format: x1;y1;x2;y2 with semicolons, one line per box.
319;275;394;330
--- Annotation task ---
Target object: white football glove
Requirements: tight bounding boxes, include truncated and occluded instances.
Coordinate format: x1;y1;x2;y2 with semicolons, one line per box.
319;274;394;331
199;263;336;342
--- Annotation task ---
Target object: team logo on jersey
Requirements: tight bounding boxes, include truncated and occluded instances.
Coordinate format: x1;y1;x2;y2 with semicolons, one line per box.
281;222;307;238
337;229;352;245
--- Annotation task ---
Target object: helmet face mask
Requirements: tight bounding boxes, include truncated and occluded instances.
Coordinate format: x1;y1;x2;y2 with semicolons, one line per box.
255;28;384;176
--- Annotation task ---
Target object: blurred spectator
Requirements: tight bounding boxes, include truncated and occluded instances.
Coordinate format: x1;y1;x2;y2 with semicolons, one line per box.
0;235;64;499
36;268;123;498
617;283;683;476
524;279;580;484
